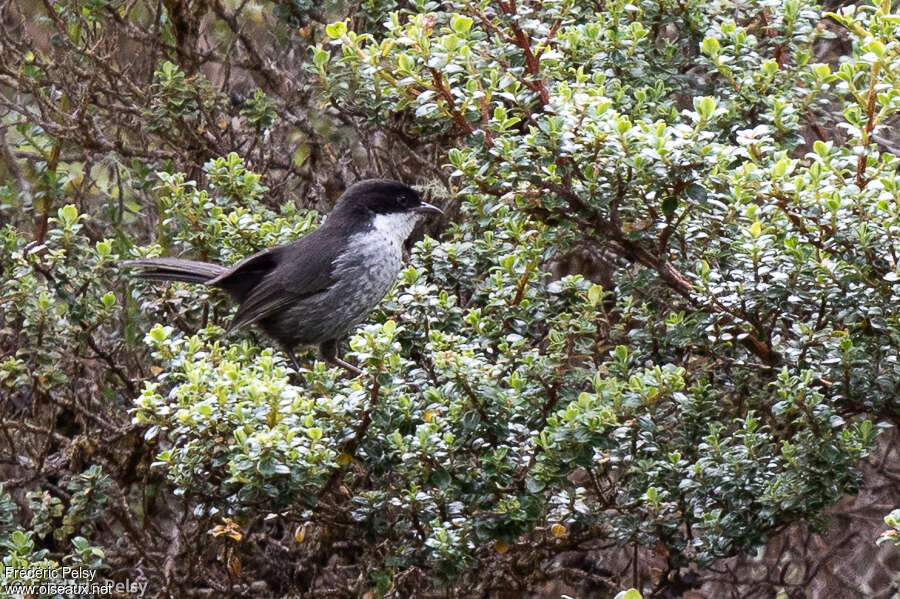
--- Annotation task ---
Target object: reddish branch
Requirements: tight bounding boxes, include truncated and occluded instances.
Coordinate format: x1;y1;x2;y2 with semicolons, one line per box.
857;70;880;189
428;67;475;135
321;374;381;496
541;179;782;366
482;0;552;106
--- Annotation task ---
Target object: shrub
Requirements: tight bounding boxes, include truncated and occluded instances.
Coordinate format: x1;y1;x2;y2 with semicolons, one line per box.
1;0;898;596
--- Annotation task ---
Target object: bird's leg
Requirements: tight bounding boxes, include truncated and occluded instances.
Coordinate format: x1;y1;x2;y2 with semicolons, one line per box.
320;339;362;376
283;346;304;372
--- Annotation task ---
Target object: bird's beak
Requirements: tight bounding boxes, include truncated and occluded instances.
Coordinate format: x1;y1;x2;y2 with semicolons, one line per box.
415;202;443;216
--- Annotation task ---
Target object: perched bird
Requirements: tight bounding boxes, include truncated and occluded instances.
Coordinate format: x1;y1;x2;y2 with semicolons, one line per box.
126;179;442;374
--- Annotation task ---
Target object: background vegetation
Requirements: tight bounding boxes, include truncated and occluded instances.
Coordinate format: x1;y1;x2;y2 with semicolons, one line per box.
1;0;899;597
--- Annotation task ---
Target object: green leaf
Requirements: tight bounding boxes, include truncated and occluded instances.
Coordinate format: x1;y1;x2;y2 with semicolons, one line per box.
450;14;473;34
771;158;792;178
148;324;168;343
685;183;708;203
325;21;347;39
693;96;716;119
524;477;545;493
587;284;604;307
431;467;451;489
59;204;79;225
442;34;460;51
748;220;763;238
811;63;831;79
397;53;415;72
313;46;329;68
10;530;29;549
382;319;397;336
701;36;720;56
863;39;884;58
662;196;678;215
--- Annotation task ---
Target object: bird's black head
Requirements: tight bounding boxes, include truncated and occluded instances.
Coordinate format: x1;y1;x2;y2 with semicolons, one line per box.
333;179;442;218
324;179;442;241
339;179;419;214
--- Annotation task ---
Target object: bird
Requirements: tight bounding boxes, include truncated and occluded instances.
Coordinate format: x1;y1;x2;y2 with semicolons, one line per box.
126;179;442;375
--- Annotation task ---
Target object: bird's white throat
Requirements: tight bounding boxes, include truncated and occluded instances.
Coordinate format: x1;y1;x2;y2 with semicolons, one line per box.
371;211;422;243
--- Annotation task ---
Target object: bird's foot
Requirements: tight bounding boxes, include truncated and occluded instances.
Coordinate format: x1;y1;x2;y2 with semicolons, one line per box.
328;356;363;377
319;339;363;377
283;345;362;378
283;347;304;372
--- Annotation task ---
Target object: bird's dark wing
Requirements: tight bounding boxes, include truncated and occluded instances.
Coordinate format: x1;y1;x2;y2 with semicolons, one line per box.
221;230;337;332
206;247;281;302
227;286;307;332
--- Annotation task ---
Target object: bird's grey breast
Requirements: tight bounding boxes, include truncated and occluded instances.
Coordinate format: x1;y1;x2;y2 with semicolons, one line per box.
273;217;408;346
332;224;405;310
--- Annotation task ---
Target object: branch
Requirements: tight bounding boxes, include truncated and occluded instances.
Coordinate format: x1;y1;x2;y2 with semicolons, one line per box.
541;179;782;366
321;374;381;495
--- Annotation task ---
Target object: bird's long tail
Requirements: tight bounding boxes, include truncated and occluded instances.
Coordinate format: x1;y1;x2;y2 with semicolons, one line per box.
124;258;227;285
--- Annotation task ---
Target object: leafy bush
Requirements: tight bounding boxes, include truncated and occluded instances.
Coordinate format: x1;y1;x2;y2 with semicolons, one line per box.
1;0;899;596
130;162;876;595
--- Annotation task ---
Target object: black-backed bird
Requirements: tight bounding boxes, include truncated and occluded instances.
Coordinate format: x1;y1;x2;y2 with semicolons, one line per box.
126;179;442;374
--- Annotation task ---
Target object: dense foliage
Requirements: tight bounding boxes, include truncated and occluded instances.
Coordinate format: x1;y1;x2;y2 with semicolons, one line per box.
1;0;899;597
